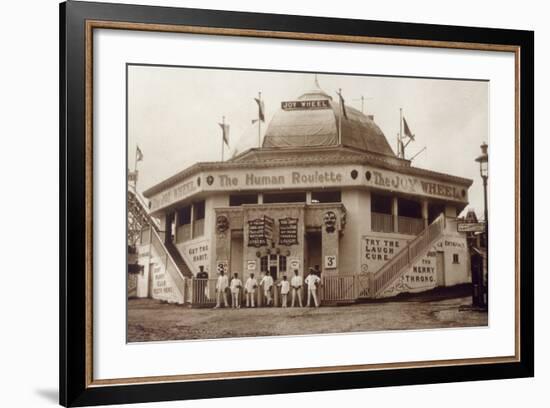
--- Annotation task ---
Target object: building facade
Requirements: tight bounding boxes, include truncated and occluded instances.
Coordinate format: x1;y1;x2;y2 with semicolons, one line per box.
135;82;473;304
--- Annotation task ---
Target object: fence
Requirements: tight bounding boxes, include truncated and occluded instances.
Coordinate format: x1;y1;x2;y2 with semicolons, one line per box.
190;275;367;306
320;275;357;303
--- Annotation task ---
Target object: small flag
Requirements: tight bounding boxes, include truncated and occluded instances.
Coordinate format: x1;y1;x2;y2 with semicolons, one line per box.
254;97;265;122
219;122;230;146
136;146;144;162
337;90;348;119
403;117;415;140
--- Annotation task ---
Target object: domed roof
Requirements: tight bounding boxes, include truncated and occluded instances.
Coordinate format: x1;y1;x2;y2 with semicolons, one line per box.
262;80;395;157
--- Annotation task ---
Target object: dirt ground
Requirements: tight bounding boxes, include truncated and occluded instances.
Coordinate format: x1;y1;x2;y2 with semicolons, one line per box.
127;296;488;342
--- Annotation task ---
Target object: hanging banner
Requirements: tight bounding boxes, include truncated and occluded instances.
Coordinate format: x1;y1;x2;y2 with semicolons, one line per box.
279;217;299;246
247;216;274;248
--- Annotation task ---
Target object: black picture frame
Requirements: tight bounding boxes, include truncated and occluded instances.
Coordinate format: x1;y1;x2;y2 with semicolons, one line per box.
60;1;534;406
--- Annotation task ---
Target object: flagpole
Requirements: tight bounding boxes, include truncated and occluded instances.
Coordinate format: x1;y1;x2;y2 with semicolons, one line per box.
338;88;342;145
258;92;262;147
221;116;225;161
399;108;403;158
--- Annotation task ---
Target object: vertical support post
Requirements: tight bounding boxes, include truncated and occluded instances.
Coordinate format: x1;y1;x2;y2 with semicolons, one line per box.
164;213;172;244
258;193;263;204
422;200;429;230
306;191;312;204
190;203;195;240
392;197;399;233
174;210;179;243
321;212;340;276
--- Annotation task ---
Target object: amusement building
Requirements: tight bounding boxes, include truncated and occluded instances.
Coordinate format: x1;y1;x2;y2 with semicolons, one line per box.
128;79;474;306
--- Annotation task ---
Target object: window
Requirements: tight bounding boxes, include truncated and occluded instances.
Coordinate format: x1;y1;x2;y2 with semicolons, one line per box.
279;255;287;272
453;253;460;264
229;194;258;206
371;193;392;214
263;191;306;204
311;190;341;203
260;256;268;272
194;201;205;221
193;201;206;237
398;198;422;218
177;206;191;226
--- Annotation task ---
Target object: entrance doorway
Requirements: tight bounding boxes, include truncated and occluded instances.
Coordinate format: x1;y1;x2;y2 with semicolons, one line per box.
230;231;244;279
305;231;322;275
260;253;287;281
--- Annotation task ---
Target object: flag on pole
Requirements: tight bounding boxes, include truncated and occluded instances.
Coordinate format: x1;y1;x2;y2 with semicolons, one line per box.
337;90;348;119
254;97;265;122
136;146;144;162
402;117;415;140
219;122;230;146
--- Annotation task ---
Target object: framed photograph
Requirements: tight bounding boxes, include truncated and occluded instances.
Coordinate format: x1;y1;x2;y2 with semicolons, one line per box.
60;1;534;406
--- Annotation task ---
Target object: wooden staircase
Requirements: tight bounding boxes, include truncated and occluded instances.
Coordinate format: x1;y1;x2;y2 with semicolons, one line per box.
368;214;445;299
129;188;193;303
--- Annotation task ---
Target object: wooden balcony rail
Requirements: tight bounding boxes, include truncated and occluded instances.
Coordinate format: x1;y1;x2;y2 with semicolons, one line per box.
193;218;205;238
371;212;393;233
398;216;425;235
176;224;191;242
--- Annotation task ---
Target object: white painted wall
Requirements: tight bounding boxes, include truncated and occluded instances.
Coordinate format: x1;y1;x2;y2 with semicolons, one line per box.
340;189;371;274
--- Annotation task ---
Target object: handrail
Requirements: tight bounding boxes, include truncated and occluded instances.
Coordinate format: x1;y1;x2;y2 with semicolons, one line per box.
128;189;160;230
370;214;445;298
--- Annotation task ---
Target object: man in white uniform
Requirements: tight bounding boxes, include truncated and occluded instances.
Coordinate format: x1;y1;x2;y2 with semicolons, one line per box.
305;271;321;308
259;272;274;306
290;269;303;308
214;270;229;308
277;275;290;308
244;273;258;308
230;273;242;309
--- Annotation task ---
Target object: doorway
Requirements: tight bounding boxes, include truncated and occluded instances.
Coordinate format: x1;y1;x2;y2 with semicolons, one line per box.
305;231;322;275
436;251;446;287
230;231;244;279
260;253;287;281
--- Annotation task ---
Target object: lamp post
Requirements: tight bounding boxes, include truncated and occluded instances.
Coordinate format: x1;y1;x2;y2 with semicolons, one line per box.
475;142;489;308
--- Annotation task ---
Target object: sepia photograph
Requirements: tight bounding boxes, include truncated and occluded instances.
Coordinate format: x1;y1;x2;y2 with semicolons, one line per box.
126;65;489;343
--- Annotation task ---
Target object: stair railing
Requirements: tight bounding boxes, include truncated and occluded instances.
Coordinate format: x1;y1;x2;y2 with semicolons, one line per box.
370;214;445;298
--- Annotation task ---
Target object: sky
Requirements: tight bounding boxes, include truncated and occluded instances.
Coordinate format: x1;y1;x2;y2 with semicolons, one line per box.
128;65;489;218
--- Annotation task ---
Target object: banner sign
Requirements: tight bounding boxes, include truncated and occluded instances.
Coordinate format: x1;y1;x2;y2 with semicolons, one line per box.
281;99;330;110
457;222;486;233
278;217;299;246
148;165;469;213
247;216;274;248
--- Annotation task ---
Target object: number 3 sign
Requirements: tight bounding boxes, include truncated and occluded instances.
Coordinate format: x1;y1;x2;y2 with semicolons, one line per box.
324;255;337;269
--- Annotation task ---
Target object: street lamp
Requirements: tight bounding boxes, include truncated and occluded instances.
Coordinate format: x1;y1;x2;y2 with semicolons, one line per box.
474;142;489;308
475;142;489;226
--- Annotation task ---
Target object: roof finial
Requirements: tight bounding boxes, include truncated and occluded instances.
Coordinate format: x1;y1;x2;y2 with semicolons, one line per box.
314;73;320;89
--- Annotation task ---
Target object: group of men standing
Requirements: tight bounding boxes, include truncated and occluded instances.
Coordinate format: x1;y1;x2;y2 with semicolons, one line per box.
213;268;322;309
